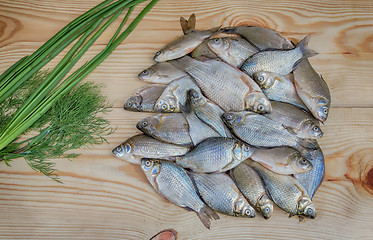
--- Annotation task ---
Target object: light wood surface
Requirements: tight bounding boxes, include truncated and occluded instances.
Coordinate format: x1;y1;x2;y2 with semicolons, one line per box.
1;0;373;239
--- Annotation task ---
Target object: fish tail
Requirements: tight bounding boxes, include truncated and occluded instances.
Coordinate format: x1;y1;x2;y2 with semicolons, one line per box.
220;27;238;34
197;205;220;229
296;138;318;151
297;35;318;59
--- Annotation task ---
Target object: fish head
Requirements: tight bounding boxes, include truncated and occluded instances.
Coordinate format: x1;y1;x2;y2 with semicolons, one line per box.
257;194;273;219
123;95;142;111
221;112;238;127
138;66;157;81
136;117;159;134
188;89;204;107
244;92;272;114
141;159;162;189
153;49;168;62
314;97;330;122
207;38;230;55
240;142;254;159
300;121;323;139
293;154;313;173
297;197;316;219
252;72;275;89
233;198;255;218
112;142;135;161
155;98;178;113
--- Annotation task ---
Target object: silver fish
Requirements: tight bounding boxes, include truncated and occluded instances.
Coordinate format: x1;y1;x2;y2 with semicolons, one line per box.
293;59;331;122
230;163;273;219
241;35;318;76
207;37;258;68
141;159;219;229
247;159;316;219
154;75;201;113
252;72;307;110
191;172;255;217
170;56;271;113
222;26;294;50
154;24;220;62
123;84;166;112
266;101;323;139
138;62;187;84
112;134;190;164
175;137;254;173
250;147;313;175
222;111;318;151
136;113;192;147
295;143;325;199
188;89;232;138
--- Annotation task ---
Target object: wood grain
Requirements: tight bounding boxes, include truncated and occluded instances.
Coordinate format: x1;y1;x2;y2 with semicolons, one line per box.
1;0;373;239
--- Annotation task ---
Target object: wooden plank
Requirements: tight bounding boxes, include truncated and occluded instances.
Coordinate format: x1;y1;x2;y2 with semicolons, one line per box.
0;0;373;239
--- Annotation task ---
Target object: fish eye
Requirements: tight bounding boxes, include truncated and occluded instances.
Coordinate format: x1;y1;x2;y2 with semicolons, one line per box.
155;51;162;56
144;160;151;167
127;101;132;107
226;114;233;120
258;76;265;82
142;121;148;127
192;91;199;98
161;103;168;110
142;69;149;75
307;208;313;215
300;158;308;165
243;145;251;152
245;209;251;215
116;146;122;152
264;207;269;213
213;38;220;44
258;105;264;111
313;126;319;131
323;108;328;114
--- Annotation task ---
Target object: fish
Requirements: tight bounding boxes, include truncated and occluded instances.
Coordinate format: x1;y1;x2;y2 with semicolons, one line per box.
123;84;166;112
247;159;317;219
295;143;325;199
138;62;187;84
230;163;273;219
175;137;254;173
191;172;255;217
154;75;201;113
180;98;221;146
112;134;190;164
221;26;294;50
252;72;308;110
141;159;219;229
207;37;258;68
241;35;318;76
170;56;271;113
250;147;313;175
154;15;221;62
136;113;193;147
293;59;331;122
222;111;318;151
188;89;232;138
265;101;323;139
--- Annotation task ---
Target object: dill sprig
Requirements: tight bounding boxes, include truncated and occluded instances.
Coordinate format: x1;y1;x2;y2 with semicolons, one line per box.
0;71;113;182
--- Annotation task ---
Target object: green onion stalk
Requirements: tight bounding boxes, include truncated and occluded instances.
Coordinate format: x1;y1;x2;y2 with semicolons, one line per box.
0;0;158;180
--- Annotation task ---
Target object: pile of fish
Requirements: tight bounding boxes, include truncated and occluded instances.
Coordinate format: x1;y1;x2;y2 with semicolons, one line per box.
113;14;330;229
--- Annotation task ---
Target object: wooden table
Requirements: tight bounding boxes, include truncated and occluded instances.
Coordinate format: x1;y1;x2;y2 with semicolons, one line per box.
1;0;372;239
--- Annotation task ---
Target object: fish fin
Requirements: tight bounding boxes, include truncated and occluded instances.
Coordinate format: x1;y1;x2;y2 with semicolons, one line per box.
180;16;189;35
297;35;318;59
163;156;177;161
297;138;318;151
180;98;192;114
187;13;196;31
197;205;220;229
282;124;297;135
288;213;295;218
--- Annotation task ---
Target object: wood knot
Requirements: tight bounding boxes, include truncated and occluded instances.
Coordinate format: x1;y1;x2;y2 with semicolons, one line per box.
345;149;373;195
